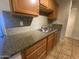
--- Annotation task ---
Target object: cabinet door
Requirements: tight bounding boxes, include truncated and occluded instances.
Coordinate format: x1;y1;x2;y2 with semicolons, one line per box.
47;38;53;54
10;0;39;16
47;34;56;54
21;38;47;59
48;3;59;20
54;31;60;46
48;0;54;10
47;36;54;54
38;51;46;59
40;0;53;13
26;43;46;59
40;0;49;8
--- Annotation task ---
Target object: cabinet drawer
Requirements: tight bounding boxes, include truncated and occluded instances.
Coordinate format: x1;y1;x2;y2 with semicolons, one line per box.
38;51;47;59
26;38;47;55
26;43;46;59
36;43;46;56
48;34;54;39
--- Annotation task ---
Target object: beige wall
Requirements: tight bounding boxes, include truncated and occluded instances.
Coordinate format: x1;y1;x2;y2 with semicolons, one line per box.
65;8;77;38
65;1;79;40
0;0;48;35
72;10;79;40
0;0;10;11
31;15;48;29
54;0;72;40
65;7;79;40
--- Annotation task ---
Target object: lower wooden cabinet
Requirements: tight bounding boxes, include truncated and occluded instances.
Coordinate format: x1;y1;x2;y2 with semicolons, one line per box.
47;34;55;54
54;31;60;46
21;31;60;59
21;38;47;59
25;38;46;55
38;51;47;59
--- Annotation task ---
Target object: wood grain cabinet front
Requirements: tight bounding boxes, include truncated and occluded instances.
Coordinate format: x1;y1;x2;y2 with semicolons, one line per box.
26;43;46;59
21;31;60;59
40;0;49;8
47;34;55;54
47;31;60;54
21;38;47;59
38;51;47;59
40;0;54;13
10;0;39;16
48;1;59;20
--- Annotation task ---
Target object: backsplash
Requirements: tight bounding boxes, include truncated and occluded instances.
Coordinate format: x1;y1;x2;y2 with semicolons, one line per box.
31;15;48;29
3;11;33;28
4;12;48;35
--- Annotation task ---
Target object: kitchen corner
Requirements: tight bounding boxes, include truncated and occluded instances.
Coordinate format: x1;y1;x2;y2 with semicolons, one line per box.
0;0;61;59
1;0;79;59
0;24;62;59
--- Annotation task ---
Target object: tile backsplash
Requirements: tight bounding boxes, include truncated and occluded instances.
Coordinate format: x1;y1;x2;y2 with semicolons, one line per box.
3;11;48;35
3;11;33;28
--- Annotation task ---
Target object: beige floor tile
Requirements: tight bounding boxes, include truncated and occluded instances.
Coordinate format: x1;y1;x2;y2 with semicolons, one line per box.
64;38;72;43
61;45;72;56
50;43;63;56
72;47;79;59
64;41;72;47
45;55;56;59
46;38;79;59
49;47;60;57
50;50;59;57
58;53;71;59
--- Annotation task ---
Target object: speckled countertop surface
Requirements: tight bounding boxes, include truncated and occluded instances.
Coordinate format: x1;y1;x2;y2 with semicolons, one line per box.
0;24;62;58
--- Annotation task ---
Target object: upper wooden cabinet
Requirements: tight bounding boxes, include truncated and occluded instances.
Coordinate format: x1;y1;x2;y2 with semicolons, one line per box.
40;0;54;13
40;0;49;8
10;0;39;16
40;0;59;20
48;1;59;20
48;0;55;10
10;0;58;18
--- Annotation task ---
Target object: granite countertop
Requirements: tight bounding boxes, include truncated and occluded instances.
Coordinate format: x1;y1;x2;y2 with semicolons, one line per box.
0;24;62;58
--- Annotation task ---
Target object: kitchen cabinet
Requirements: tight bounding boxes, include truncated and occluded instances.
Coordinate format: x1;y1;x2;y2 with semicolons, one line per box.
21;32;59;59
47;33;55;54
48;1;59;20
21;38;47;59
47;30;60;54
40;0;59;20
10;0;59;18
40;0;49;8
40;0;58;13
54;30;60;45
10;0;39;16
38;51;47;59
48;0;55;10
40;0;54;13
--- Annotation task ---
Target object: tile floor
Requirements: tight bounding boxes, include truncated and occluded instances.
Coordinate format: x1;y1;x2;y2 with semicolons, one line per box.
45;37;79;59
